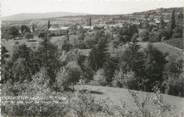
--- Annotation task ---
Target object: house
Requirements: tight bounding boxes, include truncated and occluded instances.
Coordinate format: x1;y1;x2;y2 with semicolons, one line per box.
49;26;69;36
83;26;94;30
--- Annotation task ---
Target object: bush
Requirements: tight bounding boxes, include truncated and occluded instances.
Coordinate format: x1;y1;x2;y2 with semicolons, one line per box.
62;40;73;52
1;96;69;117
55;67;70;91
112;70;136;88
55;62;81;91
3;26;20;39
1;68;51;96
166;73;184;97
23;68;51;96
139;30;149;41
70;91;113;117
24;32;33;39
93;69;107;86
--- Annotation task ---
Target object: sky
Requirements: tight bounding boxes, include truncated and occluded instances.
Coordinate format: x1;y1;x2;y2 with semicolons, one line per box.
1;0;184;16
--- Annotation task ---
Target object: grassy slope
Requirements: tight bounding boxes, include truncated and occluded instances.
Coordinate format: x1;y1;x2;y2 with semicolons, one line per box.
139;42;183;58
75;85;184;114
163;38;183;49
153;42;183;58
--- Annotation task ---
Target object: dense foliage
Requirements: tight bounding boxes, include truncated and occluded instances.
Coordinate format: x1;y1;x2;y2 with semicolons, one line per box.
1;9;183;97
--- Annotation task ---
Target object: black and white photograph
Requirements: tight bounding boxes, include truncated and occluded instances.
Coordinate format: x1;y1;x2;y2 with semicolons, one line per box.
1;0;184;116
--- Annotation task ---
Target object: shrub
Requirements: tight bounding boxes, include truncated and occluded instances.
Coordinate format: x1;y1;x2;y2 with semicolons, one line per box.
62;40;73;52
55;67;70;91
70;91;113;117
166;73;184;97
1;96;69;117
23;68;51;96
112;70;136;88
24;32;33;39
93;69;107;86
5;26;20;39
1;68;51;96
55;62;81;91
20;25;31;35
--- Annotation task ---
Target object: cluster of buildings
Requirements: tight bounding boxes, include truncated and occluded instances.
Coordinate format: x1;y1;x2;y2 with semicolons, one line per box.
36;10;183;37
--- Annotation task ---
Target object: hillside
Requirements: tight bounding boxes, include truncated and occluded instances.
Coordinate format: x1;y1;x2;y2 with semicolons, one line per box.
2;12;87;21
2;7;183;22
153;42;183;58
75;85;184;114
163;38;183;49
139;42;183;58
133;7;183;16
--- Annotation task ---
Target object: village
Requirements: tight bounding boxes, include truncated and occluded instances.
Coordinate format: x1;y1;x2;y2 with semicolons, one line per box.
1;6;184;117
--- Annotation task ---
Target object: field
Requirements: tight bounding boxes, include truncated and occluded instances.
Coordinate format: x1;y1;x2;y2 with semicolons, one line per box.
2;85;183;117
75;85;184;114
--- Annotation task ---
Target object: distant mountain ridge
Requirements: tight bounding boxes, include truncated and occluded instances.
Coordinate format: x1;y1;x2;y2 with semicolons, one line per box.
2;12;87;21
2;7;183;21
133;7;184;15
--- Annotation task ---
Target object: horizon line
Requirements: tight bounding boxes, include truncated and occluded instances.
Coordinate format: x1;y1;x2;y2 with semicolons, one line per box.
2;6;183;17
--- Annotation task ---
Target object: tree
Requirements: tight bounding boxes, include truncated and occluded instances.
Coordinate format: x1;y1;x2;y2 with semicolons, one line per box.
93;69;107;86
159;15;165;29
118;24;138;43
12;58;33;82
103;57;118;84
48;20;51;29
166;58;183;78
38;31;47;38
162;57;183;95
77;54;94;82
20;25;31;35
66;61;81;90
158;28;170;40
169;10;176;37
149;31;161;42
172;26;183;38
143;44;167;91
112;70;136;89
88;37;109;71
166;73;184;97
55;67;69;91
139;30;149;41
55;62;81;91
25;32;33;39
9;44;36;83
1;46;9;64
84;29;105;48
119;41;145;74
62;40;73;52
1;46;11;83
6;26;20;39
177;11;183;26
78;27;85;41
35;38;61;85
12;44;33;64
120;43;167;92
31;24;36;32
